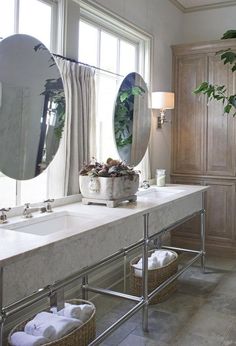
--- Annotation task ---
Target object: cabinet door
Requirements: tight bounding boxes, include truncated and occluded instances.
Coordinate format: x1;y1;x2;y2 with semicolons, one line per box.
206;55;236;176
172;55;207;175
204;179;235;244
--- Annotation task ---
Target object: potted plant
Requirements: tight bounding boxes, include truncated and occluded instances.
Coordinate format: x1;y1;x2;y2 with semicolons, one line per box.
79;158;139;207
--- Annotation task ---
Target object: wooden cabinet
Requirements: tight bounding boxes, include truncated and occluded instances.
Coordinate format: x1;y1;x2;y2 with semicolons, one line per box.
171;39;236;255
172;55;207;175
207;54;236;176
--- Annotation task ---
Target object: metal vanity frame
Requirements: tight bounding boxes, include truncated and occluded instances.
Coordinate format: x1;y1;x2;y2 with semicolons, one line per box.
0;206;206;346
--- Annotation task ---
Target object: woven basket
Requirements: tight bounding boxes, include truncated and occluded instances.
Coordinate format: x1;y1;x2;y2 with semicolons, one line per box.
130;250;178;304
8;299;96;346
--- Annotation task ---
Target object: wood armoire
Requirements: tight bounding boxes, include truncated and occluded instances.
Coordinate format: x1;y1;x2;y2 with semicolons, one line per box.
171;38;236;255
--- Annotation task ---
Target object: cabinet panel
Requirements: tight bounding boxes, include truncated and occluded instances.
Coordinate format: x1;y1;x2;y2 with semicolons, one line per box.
206;55;236;176
204;180;235;243
172;55;207;174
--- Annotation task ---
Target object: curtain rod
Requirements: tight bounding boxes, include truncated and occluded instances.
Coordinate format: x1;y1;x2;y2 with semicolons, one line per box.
53;53;124;78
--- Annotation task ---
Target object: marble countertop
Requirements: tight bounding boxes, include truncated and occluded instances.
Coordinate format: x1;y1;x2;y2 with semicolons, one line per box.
0;184;207;267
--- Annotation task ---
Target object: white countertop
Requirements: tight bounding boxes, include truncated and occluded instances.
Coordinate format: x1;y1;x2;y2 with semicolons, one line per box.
0;184;207;267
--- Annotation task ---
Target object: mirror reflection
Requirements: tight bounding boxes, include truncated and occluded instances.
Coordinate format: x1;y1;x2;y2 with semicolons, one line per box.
0;34;65;180
114;72;151;166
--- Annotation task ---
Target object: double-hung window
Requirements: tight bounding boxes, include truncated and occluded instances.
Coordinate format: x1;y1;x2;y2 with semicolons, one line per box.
78;1;152;166
0;0;58;206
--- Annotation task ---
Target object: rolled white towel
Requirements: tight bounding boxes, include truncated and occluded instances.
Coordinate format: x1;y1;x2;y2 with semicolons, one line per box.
10;331;49;346
151;250;175;265
134;257;160;276
24;318;56;340
63;303;94;323
25;312;82;341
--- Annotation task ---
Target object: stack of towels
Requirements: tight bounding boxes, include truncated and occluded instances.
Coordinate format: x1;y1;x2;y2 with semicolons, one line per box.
10;303;94;346
133;250;176;277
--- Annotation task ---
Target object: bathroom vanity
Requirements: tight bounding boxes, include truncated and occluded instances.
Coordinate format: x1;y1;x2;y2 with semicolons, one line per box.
0;184;207;346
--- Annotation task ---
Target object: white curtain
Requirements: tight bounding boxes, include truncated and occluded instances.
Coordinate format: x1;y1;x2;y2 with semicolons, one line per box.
48;58;96;196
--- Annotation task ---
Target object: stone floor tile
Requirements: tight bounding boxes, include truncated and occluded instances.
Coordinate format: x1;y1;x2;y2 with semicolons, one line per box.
178;306;232;339
205;292;236;318
174;331;224;346
214;272;236;295
118;333;168;346
98;319;137;346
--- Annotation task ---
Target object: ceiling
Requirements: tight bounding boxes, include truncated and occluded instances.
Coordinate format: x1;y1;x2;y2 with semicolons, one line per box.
169;0;236;12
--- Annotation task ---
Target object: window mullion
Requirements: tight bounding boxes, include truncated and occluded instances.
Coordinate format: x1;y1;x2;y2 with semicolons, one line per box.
14;0;20;33
16;180;21;206
116;38;120;76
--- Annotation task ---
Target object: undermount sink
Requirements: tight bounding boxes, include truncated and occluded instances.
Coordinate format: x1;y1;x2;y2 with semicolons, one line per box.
137;186;184;199
2;211;91;236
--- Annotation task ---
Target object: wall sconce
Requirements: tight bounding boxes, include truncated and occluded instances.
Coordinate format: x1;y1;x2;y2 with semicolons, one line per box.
152;92;175;129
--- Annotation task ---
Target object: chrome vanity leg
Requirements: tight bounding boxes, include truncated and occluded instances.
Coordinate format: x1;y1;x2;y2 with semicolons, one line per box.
200;208;206;273
82;275;88;300
123;251;127;293
142;213;149;332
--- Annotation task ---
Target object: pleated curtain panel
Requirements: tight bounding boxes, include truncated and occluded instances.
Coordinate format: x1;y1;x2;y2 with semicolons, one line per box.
55;57;96;196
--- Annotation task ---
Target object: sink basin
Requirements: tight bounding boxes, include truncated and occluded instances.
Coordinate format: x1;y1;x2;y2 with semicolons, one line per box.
2;211;92;236
137;186;184;199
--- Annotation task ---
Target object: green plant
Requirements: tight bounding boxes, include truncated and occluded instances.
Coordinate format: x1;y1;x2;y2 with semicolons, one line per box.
193;30;236;116
114;85;145;148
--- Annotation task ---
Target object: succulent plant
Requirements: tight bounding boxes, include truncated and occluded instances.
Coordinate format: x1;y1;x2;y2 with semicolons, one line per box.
79;158;139;179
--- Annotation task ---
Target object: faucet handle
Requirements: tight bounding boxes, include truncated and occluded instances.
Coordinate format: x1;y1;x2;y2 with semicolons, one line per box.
0;207;11;224
24;203;30;208
44;199;54;212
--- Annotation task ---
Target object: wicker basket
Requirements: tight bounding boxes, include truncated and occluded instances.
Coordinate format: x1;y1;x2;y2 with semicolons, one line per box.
8;299;96;346
130;250;178;304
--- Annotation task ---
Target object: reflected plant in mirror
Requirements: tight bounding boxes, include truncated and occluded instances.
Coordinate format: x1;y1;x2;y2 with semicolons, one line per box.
0;34;65;180
113;72;151;167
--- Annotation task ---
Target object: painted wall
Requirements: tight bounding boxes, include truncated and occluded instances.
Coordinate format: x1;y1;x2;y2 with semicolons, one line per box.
81;0;184;179
182;6;236;43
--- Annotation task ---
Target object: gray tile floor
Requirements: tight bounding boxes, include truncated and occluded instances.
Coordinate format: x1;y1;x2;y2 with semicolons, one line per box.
94;255;236;346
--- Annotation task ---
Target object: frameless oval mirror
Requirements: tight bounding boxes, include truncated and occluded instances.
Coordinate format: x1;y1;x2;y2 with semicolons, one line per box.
0;34;65;180
113;72;151;166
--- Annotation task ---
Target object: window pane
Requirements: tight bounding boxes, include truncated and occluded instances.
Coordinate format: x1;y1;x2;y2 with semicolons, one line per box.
0;0;14;39
79;21;98;66
120;40;136;75
97;74;120;161
100;31;117;72
0;174;16;206
20;170;47;204
19;0;52;48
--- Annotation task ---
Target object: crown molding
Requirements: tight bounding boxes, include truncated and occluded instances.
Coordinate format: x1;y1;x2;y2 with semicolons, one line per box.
169;0;236;13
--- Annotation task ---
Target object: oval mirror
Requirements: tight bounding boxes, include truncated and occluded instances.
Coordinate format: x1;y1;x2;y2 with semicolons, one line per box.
113;72;151;166
0;34;65;180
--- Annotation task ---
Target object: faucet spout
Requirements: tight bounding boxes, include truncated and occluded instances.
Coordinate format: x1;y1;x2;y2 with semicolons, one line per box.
23;203;46;218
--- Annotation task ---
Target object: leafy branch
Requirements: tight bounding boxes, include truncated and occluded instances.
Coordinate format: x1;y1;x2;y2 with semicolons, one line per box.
193;30;236;116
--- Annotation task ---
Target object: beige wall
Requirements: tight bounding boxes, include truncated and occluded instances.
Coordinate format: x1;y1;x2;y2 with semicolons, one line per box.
182;6;236;43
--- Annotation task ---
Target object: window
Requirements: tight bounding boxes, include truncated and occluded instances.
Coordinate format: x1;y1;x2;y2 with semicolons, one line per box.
78;2;151;164
0;0;58;207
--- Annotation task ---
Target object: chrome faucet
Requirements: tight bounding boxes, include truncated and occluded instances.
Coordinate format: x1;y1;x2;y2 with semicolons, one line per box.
140;180;150;189
23;203;47;218
44;199;54;213
0;208;11;224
